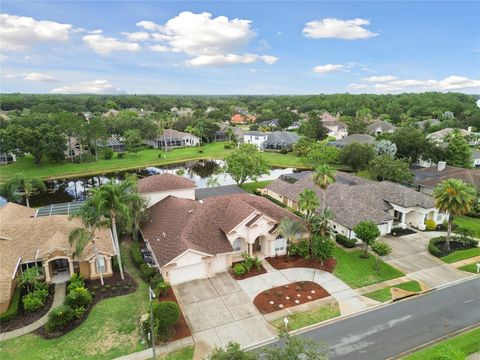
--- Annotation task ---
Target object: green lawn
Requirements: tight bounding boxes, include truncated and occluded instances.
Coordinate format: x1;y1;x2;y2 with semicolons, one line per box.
332;247;405;289
363;281;422;302
270;302;340;331
441;247;480;264
454;216;480;238
458;263;480;274
0;142;311;183
240;180;273;193
404;327;480;360
0;242;149;360
161;346;195;360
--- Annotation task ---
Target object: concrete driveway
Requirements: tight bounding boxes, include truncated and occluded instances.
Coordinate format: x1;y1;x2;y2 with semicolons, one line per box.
173;273;275;351
381;231;471;288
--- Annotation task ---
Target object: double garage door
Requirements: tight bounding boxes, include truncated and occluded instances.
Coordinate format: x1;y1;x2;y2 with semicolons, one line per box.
168;255;228;285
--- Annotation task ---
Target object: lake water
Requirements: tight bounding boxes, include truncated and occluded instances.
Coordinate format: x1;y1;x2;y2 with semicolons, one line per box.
2;160;300;208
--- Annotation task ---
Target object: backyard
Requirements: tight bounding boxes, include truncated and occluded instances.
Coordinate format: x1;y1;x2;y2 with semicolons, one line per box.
0;242;149;360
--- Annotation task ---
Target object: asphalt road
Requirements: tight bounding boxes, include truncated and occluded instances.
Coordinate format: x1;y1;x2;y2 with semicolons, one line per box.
258;277;480;360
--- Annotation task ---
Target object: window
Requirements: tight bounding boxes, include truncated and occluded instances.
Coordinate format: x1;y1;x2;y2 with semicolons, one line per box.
97;256;106;273
436;214;442;222
21;261;42;272
233;238;242;251
275;236;286;251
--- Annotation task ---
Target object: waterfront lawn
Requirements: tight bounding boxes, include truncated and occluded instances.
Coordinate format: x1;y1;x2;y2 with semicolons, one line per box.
240;180;273;194
270;302;340;331
458;263;479;273
441;247;480;264
0;142;311;182
332;247;405;289
454;216;480;238
404;327;480;360
162;346;195;360
363;281;422;302
0;242;149;360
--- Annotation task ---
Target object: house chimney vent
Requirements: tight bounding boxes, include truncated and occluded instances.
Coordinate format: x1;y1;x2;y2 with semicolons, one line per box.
438;161;446;172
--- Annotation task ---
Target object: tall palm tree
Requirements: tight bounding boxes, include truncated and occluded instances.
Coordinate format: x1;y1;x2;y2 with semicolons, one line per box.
433;179;476;251
125;193;149;242
2;173;46;207
312;165;336;215
297;188;320;252
276;217;304;257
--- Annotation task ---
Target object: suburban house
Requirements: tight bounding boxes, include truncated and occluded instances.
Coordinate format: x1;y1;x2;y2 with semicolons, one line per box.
417;118;441;130
102;108;120;117
257;119;280;129
319;112;348;140
244;131;300;151
65;136;88;159
140;193;304;284
214;123;245;142
328;134;375;148
145;129;200;149
263;171;447;239
171;107;194;118
366;120;396;136
231;108;256;125
473;150;480;167
0;202;115;312
97;136;126;152
427;127;470;143
413;162;480;195
138;173;196;207
0;152;16;164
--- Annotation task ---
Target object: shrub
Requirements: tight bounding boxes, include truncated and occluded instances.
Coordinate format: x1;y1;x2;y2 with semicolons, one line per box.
280;147;288;154
311;235;335;263
425;219;437;231
65;287;92;309
289;240;309;258
140;263;157;283
232;263;246;277
33;288;48;303
102;147;114;160
0;286;21;323
428;237;444;257
67;274;85;293
253;257;262;271
149;273;164;288
198;149;204;154
224;144;231;149
45;305;74;333
72;306;86;320
335;234;357;248
34;281;48;292
155;281;171;297
152;301;180;335
22;292;44;313
117;152;125;159
131;242;144;268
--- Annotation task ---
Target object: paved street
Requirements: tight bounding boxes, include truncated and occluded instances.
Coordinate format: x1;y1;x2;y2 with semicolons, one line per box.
257;277;480;360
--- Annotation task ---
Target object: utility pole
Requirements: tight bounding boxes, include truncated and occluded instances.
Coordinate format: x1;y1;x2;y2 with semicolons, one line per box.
149;286;156;359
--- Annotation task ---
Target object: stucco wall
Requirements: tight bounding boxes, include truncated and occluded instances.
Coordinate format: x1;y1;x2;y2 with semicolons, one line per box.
142;188;195;208
79;261;90;279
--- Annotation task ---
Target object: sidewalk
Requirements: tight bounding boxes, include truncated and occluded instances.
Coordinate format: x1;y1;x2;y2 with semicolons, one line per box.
0;282;66;342
114;337;194;360
450;256;480;268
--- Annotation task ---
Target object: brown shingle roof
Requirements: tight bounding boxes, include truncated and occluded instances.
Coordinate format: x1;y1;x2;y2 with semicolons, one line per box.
413;166;480;190
141;193;302;266
138;174;196;193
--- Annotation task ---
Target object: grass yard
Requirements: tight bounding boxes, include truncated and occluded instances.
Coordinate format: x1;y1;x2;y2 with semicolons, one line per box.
0;242;149;360
161;345;195;360
332;247;405;289
441;247;480;264
454;216;480;238
270;302;340;331
404;327;480;360
240;180;273;193
0;142;311;183
363;281;422;302
458;263;480;274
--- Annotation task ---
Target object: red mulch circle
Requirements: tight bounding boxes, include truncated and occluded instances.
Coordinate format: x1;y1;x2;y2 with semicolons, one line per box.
265;256;336;273
157;287;191;341
230;261;267;280
254;281;330;314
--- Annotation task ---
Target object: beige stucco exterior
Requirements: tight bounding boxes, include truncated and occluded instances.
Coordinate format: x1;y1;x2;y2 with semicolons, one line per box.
142;188;195;208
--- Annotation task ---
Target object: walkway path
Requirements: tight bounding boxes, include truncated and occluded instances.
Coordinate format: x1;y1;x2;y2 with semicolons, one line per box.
0;282;66;341
114;337;194;360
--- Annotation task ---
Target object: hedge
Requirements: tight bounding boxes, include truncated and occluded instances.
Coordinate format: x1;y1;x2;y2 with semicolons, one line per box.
428;237;444;257
0;286;21;323
131;242;144;268
335;234;357;248
263;194;287;209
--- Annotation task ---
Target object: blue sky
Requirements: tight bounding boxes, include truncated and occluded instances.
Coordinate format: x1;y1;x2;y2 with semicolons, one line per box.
1;1;479;94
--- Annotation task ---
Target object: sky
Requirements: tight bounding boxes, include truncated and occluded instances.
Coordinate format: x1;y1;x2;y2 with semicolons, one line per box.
0;1;479;95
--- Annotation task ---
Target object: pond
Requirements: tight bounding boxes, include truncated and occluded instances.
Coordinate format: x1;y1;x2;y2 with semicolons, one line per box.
1;160;300;208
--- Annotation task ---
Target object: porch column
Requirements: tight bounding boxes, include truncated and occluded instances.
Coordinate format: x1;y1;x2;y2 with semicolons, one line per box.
44;262;51;283
400;212;406;229
68;259;74;276
248;243;253;256
89;261;96;276
105;257;112;273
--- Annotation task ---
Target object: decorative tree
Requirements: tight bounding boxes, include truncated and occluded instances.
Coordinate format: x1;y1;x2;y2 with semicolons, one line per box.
2;173;46;207
223;144;269;185
297;188;320;252
353;220;381;259
371;241;392;271
276;217;304;258
312;164;336;216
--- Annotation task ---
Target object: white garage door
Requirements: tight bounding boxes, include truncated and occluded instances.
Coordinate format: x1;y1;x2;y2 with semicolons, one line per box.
168;262;207;285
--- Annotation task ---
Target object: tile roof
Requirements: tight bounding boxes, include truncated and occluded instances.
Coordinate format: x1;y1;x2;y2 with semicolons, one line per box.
138;174;196;194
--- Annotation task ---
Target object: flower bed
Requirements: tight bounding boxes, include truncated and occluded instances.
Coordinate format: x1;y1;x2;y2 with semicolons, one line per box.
156;287;191;342
254;281;330;314
390;227;416;237
0;285;55;333
265;256;336;273
428;236;478;258
230;260;267;280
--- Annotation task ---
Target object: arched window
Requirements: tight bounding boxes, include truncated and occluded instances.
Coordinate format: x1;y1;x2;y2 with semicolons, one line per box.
232;238;242;251
275;235;286;251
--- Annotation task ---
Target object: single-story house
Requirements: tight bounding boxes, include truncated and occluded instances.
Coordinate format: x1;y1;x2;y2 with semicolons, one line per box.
287;121;301;130
257;119;280;128
139;173;196;207
264;171;447;239
0;203;115;312
427;128;470;143
366;120;396;136
417;118;441;130
65;136;88;159
97;136;126;152
319;112;348;140
145;129;200;149
328;134;375;148
0;152;16;164
214;123;245;142
140;193;304;284
244;131;299;151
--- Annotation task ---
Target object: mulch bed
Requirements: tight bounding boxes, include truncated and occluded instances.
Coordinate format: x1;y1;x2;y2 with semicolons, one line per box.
265;256;336;273
0;285;55;333
230;260;268;280
254;281;330;314
156;287;191;342
35;272;137;339
434;239;477;257
391;228;416;237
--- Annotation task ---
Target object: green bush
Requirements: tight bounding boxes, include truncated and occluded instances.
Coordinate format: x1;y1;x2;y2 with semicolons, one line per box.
0;286;21;323
140;263;157;283
311;235;335;263
102;147;114;160
335;234;357;248
155;281;171;297
45;305;74;333
198;149;204;154
152;301;180;335
131;242;144;268
149;273;164;288
67;274;85;293
34;281;48;292
280;147;288;154
425;219;437;231
117;152;125;159
289;240;309;258
65;287;92;309
428;237;444;257
72;305;86;320
224;144;231;149
33;288;49;303
22;292;44;313
232;263;246;277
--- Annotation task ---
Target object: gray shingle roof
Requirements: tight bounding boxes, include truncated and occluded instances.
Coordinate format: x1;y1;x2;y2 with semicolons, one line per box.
366;120;396;134
328;134;375;148
263;131;299;147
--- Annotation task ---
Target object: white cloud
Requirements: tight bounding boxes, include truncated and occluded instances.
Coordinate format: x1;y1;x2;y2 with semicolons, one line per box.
313;64;344;74
0;13;72;51
50;79;125;94
363;75;396;82
148;44;170;52
137;11;277;66
368;75;480;93
83;34;141;55
347;83;368;90
3;72;58;82
303;18;378;40
122;31;150;41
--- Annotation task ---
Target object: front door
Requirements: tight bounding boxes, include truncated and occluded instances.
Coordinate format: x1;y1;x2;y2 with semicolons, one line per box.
51;258;69;275
253;237;261;252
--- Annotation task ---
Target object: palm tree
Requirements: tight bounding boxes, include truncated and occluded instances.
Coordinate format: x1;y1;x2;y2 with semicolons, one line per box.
276;217;304;257
207;176;220;187
125;193;149;242
433;179;476;252
2;173;46;207
312;165;336;215
297;188;320;252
